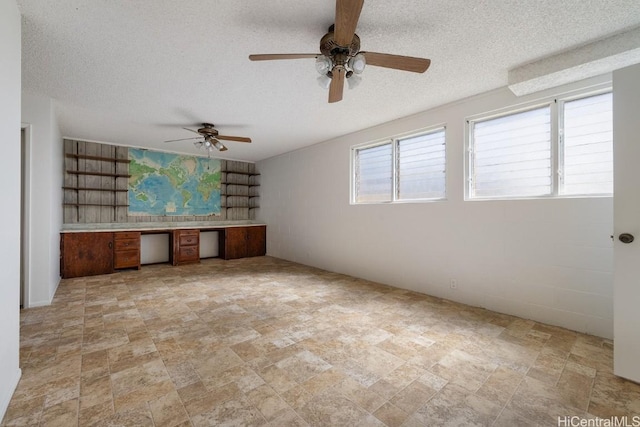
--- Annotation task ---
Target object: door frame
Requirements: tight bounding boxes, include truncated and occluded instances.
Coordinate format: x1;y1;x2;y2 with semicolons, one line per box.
20;123;32;309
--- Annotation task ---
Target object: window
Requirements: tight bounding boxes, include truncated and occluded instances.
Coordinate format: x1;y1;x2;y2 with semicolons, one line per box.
354;143;393;203
353;128;446;203
467;90;612;199
561;93;613;195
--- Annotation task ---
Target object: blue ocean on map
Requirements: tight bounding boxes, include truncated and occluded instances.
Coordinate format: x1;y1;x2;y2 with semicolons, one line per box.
128;148;221;216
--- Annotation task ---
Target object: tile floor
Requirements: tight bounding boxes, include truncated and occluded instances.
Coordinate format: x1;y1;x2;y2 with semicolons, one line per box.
2;256;639;426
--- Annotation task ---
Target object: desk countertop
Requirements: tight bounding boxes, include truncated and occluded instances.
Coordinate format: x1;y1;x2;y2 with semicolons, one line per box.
60;221;266;233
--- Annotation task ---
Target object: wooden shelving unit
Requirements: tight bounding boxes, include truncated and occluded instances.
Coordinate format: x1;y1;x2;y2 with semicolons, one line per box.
221;163;260;220
63;140;130;223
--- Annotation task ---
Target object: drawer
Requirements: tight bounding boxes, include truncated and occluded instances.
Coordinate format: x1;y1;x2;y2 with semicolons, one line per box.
114;238;140;251
179;234;199;246
115;231;141;241
178;245;199;261
114;249;140;269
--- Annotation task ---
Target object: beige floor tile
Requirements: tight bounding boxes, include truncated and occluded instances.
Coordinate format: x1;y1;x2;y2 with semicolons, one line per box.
332;377;388;413
179;381;242;418
148;390;189;427
78;400;114;426
390;380;437;415
246;384;290;421
475;366;523;406
3;257;637;427
506;376;588;424
91;403;154;427
413;384;500;426
0;396;44;425
297;389;384;426
374;402;410;427
190;395;265;427
39;398;79;427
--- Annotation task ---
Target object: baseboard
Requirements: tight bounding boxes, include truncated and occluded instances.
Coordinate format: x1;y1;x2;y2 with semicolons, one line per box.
0;368;21;422
27;300;51;308
51;278;60;302
26;278;60;308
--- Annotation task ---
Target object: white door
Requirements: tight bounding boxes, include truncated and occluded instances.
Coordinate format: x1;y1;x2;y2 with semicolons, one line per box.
613;64;640;382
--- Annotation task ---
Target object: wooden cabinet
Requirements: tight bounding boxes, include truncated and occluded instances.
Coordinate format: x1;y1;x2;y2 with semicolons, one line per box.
114;232;140;270
246;226;267;257
221;226;266;260
60;232;114;278
60;225;266;278
171;229;200;265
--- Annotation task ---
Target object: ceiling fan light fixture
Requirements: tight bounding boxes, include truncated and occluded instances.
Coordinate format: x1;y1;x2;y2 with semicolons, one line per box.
315;55;332;75
349;53;366;74
347;74;362;90
212;139;226;151
317;74;332;89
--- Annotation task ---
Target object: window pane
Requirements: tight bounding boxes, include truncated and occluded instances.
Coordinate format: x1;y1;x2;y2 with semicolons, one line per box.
398;129;446;200
562;92;613;195
355;143;392;202
472;106;552;198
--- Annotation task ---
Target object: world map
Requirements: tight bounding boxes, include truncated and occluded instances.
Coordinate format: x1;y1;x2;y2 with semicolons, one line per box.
128;148;221;216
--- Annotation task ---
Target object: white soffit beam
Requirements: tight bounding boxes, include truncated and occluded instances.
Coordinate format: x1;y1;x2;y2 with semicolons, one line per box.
508;26;640;96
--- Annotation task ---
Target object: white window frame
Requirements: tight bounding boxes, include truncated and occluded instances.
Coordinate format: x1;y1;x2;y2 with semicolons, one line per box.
465;85;612;201
351;125;447;204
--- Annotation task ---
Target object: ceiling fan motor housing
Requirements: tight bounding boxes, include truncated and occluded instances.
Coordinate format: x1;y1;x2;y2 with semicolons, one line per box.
320;31;361;79
320;31;360;57
198;123;219;137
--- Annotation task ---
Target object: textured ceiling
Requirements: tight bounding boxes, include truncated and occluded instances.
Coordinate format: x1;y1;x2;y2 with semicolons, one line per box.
17;0;640;162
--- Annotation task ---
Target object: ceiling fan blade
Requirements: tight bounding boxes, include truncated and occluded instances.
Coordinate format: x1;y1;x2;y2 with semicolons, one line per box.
182;127;202;135
249;54;319;61
164;137;200;143
362;52;431;73
329;67;346;103
217;135;252;143
334;0;364;46
219;145;228;152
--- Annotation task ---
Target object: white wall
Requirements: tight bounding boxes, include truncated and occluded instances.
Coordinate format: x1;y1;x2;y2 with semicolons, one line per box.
0;0;22;420
258;75;614;339
21;92;63;306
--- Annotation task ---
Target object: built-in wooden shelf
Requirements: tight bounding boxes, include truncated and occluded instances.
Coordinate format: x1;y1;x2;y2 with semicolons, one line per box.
66;153;131;163
63;186;129;192
224;171;261;176
64;203;130;207
66;170;131;178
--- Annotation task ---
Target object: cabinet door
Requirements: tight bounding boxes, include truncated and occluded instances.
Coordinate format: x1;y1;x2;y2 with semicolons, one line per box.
246;226;266;257
61;232;114;278
224;227;248;260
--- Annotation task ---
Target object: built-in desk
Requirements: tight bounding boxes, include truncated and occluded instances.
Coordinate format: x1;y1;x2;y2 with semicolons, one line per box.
60;223;266;278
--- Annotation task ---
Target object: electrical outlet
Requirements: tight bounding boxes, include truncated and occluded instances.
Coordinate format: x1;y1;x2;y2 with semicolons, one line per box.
450;279;458;289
